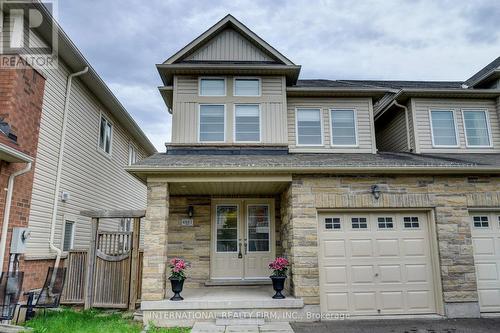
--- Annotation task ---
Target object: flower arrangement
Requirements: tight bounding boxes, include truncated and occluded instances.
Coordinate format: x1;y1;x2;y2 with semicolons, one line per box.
168;257;190;280
269;257;289;277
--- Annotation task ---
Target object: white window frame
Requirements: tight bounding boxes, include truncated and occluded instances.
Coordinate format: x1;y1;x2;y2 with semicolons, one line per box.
246;204;271;253
62;220;75;252
429;109;460;148
97;112;113;156
403;216;421;230
233;77;262;97
233;104;261;143
350;216;369;230
199;77;226;97
295;107;324;146
329;108;359;147
324;217;342;231
461;109;493;148
377;216;395;230
128;143;138;166
198;104;226;143
215;204;239;254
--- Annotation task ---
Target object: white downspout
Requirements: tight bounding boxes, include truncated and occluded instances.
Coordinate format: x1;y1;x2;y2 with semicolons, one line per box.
49;66;88;269
0;162;32;270
393;101;412;152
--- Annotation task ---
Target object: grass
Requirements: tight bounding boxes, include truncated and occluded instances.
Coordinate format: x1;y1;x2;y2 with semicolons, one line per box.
22;307;190;333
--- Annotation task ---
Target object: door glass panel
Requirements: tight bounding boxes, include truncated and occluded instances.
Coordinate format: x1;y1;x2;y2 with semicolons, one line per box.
216;205;238;252
247;205;270;252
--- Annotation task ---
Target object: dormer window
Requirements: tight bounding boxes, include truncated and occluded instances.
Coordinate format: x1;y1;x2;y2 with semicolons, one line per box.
199;78;226;96
234;78;260;96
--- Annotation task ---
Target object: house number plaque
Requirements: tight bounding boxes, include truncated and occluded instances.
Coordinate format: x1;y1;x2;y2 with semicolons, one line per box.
181;218;194;227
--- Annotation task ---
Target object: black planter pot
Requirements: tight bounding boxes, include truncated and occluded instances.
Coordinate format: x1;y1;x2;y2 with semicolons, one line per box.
169;277;185;301
270;275;286;299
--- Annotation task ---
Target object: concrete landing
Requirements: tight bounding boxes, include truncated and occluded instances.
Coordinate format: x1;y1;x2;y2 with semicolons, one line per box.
191;321;294;333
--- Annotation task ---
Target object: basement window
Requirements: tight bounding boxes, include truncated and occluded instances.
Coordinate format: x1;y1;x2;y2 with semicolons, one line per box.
473;216;489;228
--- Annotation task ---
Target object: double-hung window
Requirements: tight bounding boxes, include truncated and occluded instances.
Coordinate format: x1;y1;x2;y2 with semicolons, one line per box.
330;109;357;146
430;110;458;147
296;108;322;145
199;78;225;96
99;116;112;154
199;105;225;142
234;78;260;96
462;110;491;147
128;144;137;165
235;104;260;142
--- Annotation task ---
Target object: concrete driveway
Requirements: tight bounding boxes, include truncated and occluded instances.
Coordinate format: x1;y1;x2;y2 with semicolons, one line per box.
291;318;500;333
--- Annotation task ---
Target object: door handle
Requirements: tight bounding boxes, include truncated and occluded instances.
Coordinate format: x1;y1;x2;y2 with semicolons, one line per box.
238;239;243;259
244;239;247;255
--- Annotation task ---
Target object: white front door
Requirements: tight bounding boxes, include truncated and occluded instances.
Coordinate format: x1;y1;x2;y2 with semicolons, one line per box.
211;199;275;280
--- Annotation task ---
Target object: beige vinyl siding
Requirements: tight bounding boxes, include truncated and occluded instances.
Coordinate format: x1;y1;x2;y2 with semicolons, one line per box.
287;98;375;153
184;28;274;62
376;109;408;152
412;98;500;153
172;75;287;144
407;101;417;152
24;29;147;258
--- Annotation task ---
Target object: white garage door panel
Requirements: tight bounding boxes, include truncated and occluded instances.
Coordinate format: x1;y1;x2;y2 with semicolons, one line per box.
319;212;437;316
470;212;500;313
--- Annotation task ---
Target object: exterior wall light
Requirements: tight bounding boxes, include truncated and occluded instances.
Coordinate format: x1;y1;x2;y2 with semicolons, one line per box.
187;205;194;218
371;185;381;200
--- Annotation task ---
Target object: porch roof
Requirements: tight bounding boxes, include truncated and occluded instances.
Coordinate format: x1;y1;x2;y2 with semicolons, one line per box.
127;152;500;182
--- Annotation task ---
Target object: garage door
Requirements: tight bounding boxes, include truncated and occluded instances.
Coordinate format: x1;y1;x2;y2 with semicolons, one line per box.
470;211;500;313
318;212;438;316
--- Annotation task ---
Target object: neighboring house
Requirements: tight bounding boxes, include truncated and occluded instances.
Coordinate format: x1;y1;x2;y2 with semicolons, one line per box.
128;15;500;325
0;3;156;291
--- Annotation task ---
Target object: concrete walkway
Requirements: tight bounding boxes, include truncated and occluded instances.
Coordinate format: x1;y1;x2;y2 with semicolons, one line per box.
191;322;294;333
292;318;500;333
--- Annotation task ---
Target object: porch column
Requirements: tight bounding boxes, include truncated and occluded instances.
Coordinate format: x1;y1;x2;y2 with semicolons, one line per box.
142;180;169;301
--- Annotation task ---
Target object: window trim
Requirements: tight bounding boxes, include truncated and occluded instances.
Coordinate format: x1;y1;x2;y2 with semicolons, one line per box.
128;142;138;166
429;109;460;148
329;108;359;147
62;220;75;252
233;77;262;97
199;77;226;97
295;107;324;146
97;112;113;156
376;216;395;230
324;217;342;231
461;108;493;148
198;104;226;143
233;104;261;143
350;216;369;230
472;215;490;229
215;204;239;254
403;216;421;230
246;204;271;253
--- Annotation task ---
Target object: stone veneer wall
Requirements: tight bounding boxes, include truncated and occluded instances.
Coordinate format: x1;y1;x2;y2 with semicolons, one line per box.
142;187;284;295
284;174;500;316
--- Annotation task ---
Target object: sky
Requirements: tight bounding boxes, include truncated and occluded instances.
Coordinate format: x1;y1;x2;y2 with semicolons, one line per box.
55;0;500;151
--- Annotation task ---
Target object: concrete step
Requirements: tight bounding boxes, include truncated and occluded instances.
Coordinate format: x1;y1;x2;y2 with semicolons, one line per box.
215;317;265;326
204;279;271;287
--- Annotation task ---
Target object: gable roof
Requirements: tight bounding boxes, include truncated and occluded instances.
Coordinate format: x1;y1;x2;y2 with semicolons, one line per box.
465;56;500;87
163;14;295;66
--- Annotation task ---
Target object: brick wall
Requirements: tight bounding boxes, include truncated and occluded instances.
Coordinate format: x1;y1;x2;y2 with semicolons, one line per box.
0;58;45;279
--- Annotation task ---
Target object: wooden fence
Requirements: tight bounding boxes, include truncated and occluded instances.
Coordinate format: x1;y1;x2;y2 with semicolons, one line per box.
61;249;143;306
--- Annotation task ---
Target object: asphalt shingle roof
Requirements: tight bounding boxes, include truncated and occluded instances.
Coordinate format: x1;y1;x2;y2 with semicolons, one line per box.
295;79;464;90
132;152;500;170
465;56;500;86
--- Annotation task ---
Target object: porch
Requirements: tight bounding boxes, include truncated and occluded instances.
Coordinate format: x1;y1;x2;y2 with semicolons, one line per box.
141;285;306;327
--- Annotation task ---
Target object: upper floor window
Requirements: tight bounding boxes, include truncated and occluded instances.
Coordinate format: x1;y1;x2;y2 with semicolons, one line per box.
430;110;458;147
330;109;357;146
296;108;322;145
234;78;260;96
462;110;491;147
235;104;260;142
199;104;225;142
128;144;137;166
99;116;112;154
199;78;226;96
